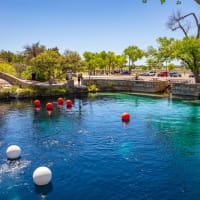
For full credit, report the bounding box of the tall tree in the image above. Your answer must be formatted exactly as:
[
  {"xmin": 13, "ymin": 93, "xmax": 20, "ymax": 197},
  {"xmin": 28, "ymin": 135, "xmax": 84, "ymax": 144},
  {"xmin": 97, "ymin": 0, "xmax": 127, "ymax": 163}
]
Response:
[
  {"xmin": 123, "ymin": 45, "xmax": 145, "ymax": 72},
  {"xmin": 146, "ymin": 46, "xmax": 161, "ymax": 69},
  {"xmin": 63, "ymin": 50, "xmax": 81, "ymax": 73},
  {"xmin": 0, "ymin": 50, "xmax": 15, "ymax": 63},
  {"xmin": 166, "ymin": 1, "xmax": 200, "ymax": 80},
  {"xmin": 167, "ymin": 10, "xmax": 200, "ymax": 39},
  {"xmin": 31, "ymin": 49, "xmax": 62, "ymax": 82},
  {"xmin": 23, "ymin": 42, "xmax": 46, "ymax": 63},
  {"xmin": 156, "ymin": 37, "xmax": 175, "ymax": 69},
  {"xmin": 83, "ymin": 51, "xmax": 96, "ymax": 75},
  {"xmin": 172, "ymin": 37, "xmax": 200, "ymax": 83}
]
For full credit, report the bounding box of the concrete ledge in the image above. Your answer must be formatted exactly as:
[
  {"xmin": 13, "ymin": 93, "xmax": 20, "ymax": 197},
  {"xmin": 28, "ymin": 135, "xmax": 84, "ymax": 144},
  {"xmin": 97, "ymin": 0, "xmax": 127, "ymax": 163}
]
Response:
[
  {"xmin": 172, "ymin": 83, "xmax": 200, "ymax": 99},
  {"xmin": 83, "ymin": 78, "xmax": 168, "ymax": 93}
]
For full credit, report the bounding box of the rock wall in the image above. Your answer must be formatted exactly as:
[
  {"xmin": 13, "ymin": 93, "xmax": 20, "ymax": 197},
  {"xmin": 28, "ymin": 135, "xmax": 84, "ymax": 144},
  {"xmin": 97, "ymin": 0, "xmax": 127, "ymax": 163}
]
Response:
[
  {"xmin": 172, "ymin": 83, "xmax": 200, "ymax": 99},
  {"xmin": 0, "ymin": 72, "xmax": 29, "ymax": 87},
  {"xmin": 83, "ymin": 78, "xmax": 168, "ymax": 93}
]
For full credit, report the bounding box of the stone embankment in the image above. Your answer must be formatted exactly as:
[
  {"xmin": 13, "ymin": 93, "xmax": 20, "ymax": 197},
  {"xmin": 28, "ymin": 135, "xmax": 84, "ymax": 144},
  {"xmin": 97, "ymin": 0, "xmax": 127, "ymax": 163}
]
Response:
[
  {"xmin": 0, "ymin": 72, "xmax": 66, "ymax": 89},
  {"xmin": 1, "ymin": 72, "xmax": 200, "ymax": 99},
  {"xmin": 83, "ymin": 77, "xmax": 168, "ymax": 93}
]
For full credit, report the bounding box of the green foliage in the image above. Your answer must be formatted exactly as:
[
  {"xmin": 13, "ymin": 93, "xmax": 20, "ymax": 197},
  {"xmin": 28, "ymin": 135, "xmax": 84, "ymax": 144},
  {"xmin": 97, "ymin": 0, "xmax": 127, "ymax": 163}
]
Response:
[
  {"xmin": 40, "ymin": 88, "xmax": 67, "ymax": 96},
  {"xmin": 123, "ymin": 46, "xmax": 145, "ymax": 69},
  {"xmin": 63, "ymin": 50, "xmax": 81, "ymax": 73},
  {"xmin": 23, "ymin": 42, "xmax": 46, "ymax": 63},
  {"xmin": 172, "ymin": 37, "xmax": 200, "ymax": 81},
  {"xmin": 168, "ymin": 63, "xmax": 175, "ymax": 71},
  {"xmin": 0, "ymin": 86, "xmax": 67, "ymax": 99},
  {"xmin": 15, "ymin": 88, "xmax": 38, "ymax": 98},
  {"xmin": 9, "ymin": 85, "xmax": 19, "ymax": 93},
  {"xmin": 0, "ymin": 50, "xmax": 15, "ymax": 63},
  {"xmin": 21, "ymin": 66, "xmax": 36, "ymax": 80},
  {"xmin": 0, "ymin": 63, "xmax": 16, "ymax": 75},
  {"xmin": 83, "ymin": 51, "xmax": 127, "ymax": 74},
  {"xmin": 0, "ymin": 85, "xmax": 19, "ymax": 99},
  {"xmin": 87, "ymin": 83, "xmax": 97, "ymax": 92},
  {"xmin": 107, "ymin": 82, "xmax": 114, "ymax": 90},
  {"xmin": 31, "ymin": 49, "xmax": 63, "ymax": 81}
]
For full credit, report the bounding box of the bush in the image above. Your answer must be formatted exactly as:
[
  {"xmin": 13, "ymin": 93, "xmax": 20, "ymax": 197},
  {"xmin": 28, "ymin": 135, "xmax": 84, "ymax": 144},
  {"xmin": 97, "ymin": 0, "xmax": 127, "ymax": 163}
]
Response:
[
  {"xmin": 0, "ymin": 63, "xmax": 16, "ymax": 75},
  {"xmin": 87, "ymin": 83, "xmax": 96, "ymax": 92}
]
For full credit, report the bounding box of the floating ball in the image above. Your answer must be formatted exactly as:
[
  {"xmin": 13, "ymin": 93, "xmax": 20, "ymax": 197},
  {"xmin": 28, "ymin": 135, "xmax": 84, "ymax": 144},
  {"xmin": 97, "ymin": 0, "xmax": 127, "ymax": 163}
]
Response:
[
  {"xmin": 33, "ymin": 166, "xmax": 52, "ymax": 186},
  {"xmin": 121, "ymin": 112, "xmax": 130, "ymax": 122},
  {"xmin": 57, "ymin": 97, "xmax": 64, "ymax": 105},
  {"xmin": 46, "ymin": 102, "xmax": 53, "ymax": 111},
  {"xmin": 34, "ymin": 99, "xmax": 41, "ymax": 108},
  {"xmin": 6, "ymin": 145, "xmax": 21, "ymax": 160},
  {"xmin": 66, "ymin": 99, "xmax": 72, "ymax": 108}
]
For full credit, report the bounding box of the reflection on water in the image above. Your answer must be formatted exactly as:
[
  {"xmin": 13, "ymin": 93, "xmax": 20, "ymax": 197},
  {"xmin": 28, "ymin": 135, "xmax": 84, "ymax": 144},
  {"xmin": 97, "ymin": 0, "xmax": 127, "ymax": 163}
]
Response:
[
  {"xmin": 34, "ymin": 183, "xmax": 53, "ymax": 198},
  {"xmin": 0, "ymin": 94, "xmax": 200, "ymax": 199}
]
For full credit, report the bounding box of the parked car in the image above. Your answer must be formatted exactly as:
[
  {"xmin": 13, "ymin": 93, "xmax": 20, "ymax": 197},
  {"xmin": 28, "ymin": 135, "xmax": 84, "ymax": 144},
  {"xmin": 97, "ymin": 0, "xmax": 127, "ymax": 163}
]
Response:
[
  {"xmin": 157, "ymin": 71, "xmax": 168, "ymax": 77},
  {"xmin": 147, "ymin": 71, "xmax": 156, "ymax": 76},
  {"xmin": 189, "ymin": 73, "xmax": 194, "ymax": 78},
  {"xmin": 140, "ymin": 71, "xmax": 149, "ymax": 76},
  {"xmin": 189, "ymin": 73, "xmax": 200, "ymax": 78},
  {"xmin": 140, "ymin": 71, "xmax": 156, "ymax": 76},
  {"xmin": 169, "ymin": 71, "xmax": 182, "ymax": 77},
  {"xmin": 121, "ymin": 70, "xmax": 130, "ymax": 75}
]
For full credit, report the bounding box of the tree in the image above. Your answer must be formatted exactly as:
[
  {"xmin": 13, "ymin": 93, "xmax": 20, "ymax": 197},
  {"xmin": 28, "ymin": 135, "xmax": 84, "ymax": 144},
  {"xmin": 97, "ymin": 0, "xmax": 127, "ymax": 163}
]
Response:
[
  {"xmin": 172, "ymin": 37, "xmax": 200, "ymax": 83},
  {"xmin": 106, "ymin": 51, "xmax": 117, "ymax": 74},
  {"xmin": 146, "ymin": 46, "xmax": 161, "ymax": 69},
  {"xmin": 167, "ymin": 10, "xmax": 200, "ymax": 39},
  {"xmin": 31, "ymin": 49, "xmax": 62, "ymax": 82},
  {"xmin": 167, "ymin": 1, "xmax": 200, "ymax": 81},
  {"xmin": 83, "ymin": 51, "xmax": 96, "ymax": 75},
  {"xmin": 0, "ymin": 50, "xmax": 15, "ymax": 63},
  {"xmin": 156, "ymin": 37, "xmax": 175, "ymax": 70},
  {"xmin": 123, "ymin": 45, "xmax": 145, "ymax": 72},
  {"xmin": 23, "ymin": 42, "xmax": 46, "ymax": 64},
  {"xmin": 115, "ymin": 55, "xmax": 127, "ymax": 71},
  {"xmin": 0, "ymin": 63, "xmax": 16, "ymax": 75},
  {"xmin": 63, "ymin": 50, "xmax": 81, "ymax": 73}
]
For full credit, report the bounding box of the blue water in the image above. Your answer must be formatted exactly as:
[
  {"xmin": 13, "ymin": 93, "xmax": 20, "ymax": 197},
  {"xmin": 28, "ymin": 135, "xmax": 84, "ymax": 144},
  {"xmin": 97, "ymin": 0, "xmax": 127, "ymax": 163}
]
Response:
[{"xmin": 0, "ymin": 93, "xmax": 200, "ymax": 200}]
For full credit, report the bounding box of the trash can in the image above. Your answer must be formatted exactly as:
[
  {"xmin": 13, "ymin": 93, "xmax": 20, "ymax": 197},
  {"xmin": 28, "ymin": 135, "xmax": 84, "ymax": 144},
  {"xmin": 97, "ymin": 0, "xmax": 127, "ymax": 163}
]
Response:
[{"xmin": 32, "ymin": 72, "xmax": 36, "ymax": 80}]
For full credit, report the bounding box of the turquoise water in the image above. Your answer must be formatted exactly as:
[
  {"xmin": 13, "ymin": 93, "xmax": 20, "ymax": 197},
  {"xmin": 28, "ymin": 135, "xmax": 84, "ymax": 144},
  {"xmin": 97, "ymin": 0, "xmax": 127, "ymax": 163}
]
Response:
[{"xmin": 0, "ymin": 93, "xmax": 200, "ymax": 199}]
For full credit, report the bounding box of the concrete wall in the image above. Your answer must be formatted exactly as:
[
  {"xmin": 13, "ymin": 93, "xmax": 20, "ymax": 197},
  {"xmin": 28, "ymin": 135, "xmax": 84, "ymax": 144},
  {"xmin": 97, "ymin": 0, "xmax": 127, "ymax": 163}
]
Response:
[
  {"xmin": 0, "ymin": 72, "xmax": 66, "ymax": 89},
  {"xmin": 83, "ymin": 78, "xmax": 168, "ymax": 93},
  {"xmin": 172, "ymin": 83, "xmax": 200, "ymax": 99},
  {"xmin": 0, "ymin": 72, "xmax": 30, "ymax": 87}
]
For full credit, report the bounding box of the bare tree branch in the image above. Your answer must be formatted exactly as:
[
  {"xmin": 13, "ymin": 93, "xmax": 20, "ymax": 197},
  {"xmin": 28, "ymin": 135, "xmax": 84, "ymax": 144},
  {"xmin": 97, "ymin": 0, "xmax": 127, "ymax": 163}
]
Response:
[
  {"xmin": 195, "ymin": 0, "xmax": 200, "ymax": 4},
  {"xmin": 167, "ymin": 11, "xmax": 200, "ymax": 38}
]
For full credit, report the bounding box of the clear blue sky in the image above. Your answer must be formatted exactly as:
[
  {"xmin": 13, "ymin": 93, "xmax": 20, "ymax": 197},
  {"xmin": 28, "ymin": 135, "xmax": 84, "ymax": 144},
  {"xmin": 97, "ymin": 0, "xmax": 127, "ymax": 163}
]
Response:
[{"xmin": 0, "ymin": 0, "xmax": 199, "ymax": 56}]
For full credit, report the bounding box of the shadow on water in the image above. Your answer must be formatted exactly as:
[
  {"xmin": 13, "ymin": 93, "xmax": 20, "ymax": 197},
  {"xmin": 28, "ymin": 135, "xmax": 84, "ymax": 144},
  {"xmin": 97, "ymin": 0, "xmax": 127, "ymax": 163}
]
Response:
[{"xmin": 34, "ymin": 182, "xmax": 53, "ymax": 197}]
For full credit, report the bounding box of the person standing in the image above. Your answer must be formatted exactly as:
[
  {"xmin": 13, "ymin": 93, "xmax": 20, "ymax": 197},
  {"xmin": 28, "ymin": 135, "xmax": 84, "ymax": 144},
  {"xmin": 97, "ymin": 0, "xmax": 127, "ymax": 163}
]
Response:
[{"xmin": 78, "ymin": 73, "xmax": 81, "ymax": 86}]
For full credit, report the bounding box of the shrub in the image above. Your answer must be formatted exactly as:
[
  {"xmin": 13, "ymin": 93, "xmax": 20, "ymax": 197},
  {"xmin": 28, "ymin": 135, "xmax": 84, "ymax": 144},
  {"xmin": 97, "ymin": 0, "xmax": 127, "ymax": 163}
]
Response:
[
  {"xmin": 87, "ymin": 83, "xmax": 96, "ymax": 92},
  {"xmin": 0, "ymin": 63, "xmax": 16, "ymax": 75}
]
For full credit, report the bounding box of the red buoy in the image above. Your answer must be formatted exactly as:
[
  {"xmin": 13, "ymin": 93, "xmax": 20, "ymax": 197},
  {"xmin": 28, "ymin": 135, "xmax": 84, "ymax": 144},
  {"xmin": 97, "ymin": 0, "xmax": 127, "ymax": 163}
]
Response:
[
  {"xmin": 46, "ymin": 102, "xmax": 53, "ymax": 111},
  {"xmin": 66, "ymin": 99, "xmax": 72, "ymax": 108},
  {"xmin": 34, "ymin": 99, "xmax": 41, "ymax": 108},
  {"xmin": 121, "ymin": 112, "xmax": 130, "ymax": 122},
  {"xmin": 57, "ymin": 97, "xmax": 64, "ymax": 105}
]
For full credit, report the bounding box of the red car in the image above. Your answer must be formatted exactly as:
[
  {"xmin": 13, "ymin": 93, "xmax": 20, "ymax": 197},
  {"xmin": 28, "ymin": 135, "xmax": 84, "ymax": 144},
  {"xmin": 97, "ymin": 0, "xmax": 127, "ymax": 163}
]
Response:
[{"xmin": 157, "ymin": 71, "xmax": 168, "ymax": 77}]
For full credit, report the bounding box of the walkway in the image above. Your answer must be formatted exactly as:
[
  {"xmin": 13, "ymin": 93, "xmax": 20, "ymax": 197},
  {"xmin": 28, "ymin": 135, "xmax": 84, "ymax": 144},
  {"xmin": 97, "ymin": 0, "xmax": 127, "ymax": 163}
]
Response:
[{"xmin": 0, "ymin": 78, "xmax": 12, "ymax": 88}]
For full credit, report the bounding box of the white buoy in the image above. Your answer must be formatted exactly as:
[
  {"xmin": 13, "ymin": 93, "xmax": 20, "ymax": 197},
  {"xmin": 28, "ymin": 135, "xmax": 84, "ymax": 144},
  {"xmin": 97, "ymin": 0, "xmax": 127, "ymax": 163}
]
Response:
[
  {"xmin": 6, "ymin": 145, "xmax": 21, "ymax": 160},
  {"xmin": 33, "ymin": 166, "xmax": 52, "ymax": 186}
]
